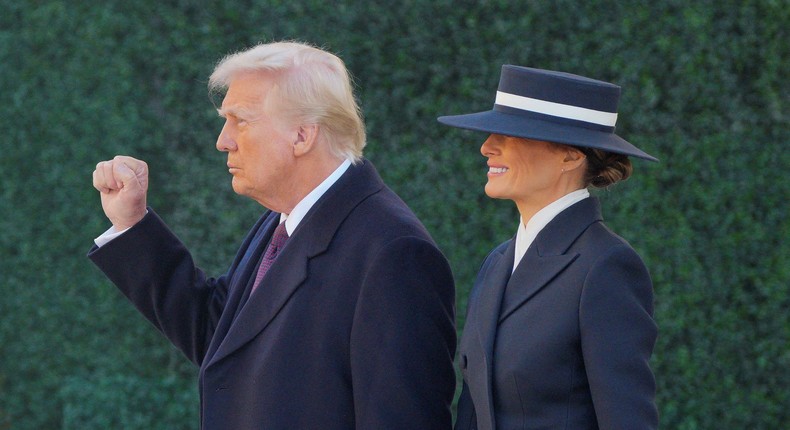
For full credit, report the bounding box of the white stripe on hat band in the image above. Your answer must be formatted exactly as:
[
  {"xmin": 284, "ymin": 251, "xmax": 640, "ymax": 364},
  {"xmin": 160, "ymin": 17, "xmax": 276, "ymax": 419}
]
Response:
[{"xmin": 495, "ymin": 91, "xmax": 618, "ymax": 127}]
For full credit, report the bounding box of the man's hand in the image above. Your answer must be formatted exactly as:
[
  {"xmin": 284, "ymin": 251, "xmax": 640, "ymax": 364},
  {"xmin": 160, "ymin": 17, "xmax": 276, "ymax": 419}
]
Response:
[{"xmin": 92, "ymin": 155, "xmax": 149, "ymax": 230}]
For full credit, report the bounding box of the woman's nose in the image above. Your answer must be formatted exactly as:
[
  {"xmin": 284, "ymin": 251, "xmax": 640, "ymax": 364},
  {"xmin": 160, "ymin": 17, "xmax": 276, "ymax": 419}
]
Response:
[{"xmin": 480, "ymin": 134, "xmax": 498, "ymax": 157}]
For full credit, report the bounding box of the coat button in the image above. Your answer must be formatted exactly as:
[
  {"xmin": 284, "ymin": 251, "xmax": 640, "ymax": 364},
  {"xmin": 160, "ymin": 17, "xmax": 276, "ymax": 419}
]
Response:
[{"xmin": 461, "ymin": 354, "xmax": 468, "ymax": 370}]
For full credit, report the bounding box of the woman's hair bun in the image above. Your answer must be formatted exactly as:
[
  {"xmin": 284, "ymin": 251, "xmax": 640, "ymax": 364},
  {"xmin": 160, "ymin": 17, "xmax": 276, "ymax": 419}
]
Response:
[{"xmin": 579, "ymin": 147, "xmax": 633, "ymax": 188}]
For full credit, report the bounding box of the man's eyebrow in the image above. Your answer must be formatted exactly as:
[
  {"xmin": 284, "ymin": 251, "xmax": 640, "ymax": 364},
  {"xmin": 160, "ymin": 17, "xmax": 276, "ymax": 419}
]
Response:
[
  {"xmin": 216, "ymin": 106, "xmax": 234, "ymax": 118},
  {"xmin": 216, "ymin": 106, "xmax": 259, "ymax": 120}
]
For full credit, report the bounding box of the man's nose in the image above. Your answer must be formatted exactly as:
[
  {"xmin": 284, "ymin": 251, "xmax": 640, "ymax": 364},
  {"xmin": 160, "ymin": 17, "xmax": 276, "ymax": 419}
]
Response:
[{"xmin": 216, "ymin": 124, "xmax": 236, "ymax": 152}]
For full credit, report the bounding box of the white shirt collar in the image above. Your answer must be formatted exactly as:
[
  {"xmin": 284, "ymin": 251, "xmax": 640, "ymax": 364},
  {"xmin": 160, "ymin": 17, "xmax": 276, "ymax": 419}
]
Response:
[
  {"xmin": 280, "ymin": 159, "xmax": 352, "ymax": 235},
  {"xmin": 513, "ymin": 188, "xmax": 590, "ymax": 273}
]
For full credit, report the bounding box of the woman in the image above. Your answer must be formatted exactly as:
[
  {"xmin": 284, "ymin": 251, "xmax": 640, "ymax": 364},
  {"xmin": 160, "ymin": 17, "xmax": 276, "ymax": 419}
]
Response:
[{"xmin": 438, "ymin": 65, "xmax": 659, "ymax": 430}]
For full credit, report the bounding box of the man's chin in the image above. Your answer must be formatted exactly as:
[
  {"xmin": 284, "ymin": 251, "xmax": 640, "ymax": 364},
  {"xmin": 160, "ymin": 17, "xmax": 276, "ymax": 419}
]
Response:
[{"xmin": 230, "ymin": 179, "xmax": 248, "ymax": 196}]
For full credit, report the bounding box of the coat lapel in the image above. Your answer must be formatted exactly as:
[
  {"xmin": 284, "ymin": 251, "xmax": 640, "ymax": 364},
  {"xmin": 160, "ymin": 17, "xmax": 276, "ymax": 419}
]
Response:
[
  {"xmin": 206, "ymin": 160, "xmax": 384, "ymax": 368},
  {"xmin": 200, "ymin": 212, "xmax": 278, "ymax": 366}
]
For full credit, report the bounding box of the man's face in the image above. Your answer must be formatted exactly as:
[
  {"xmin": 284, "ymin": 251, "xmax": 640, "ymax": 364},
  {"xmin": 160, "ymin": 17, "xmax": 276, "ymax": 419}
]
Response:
[{"xmin": 216, "ymin": 72, "xmax": 297, "ymax": 211}]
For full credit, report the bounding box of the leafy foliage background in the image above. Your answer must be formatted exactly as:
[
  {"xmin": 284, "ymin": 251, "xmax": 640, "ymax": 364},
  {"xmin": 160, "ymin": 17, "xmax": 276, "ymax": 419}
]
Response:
[{"xmin": 1, "ymin": 1, "xmax": 787, "ymax": 428}]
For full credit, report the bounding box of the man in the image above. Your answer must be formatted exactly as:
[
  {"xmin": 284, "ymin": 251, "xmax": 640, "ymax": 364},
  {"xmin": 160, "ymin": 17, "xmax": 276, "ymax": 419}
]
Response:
[{"xmin": 89, "ymin": 42, "xmax": 456, "ymax": 429}]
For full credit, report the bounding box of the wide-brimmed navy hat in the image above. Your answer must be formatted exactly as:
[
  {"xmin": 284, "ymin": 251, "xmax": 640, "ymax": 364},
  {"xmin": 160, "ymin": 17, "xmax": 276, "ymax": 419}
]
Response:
[{"xmin": 438, "ymin": 65, "xmax": 658, "ymax": 162}]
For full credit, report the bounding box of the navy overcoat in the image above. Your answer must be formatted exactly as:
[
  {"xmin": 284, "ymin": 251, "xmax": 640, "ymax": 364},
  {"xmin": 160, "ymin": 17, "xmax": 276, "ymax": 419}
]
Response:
[{"xmin": 89, "ymin": 160, "xmax": 457, "ymax": 429}]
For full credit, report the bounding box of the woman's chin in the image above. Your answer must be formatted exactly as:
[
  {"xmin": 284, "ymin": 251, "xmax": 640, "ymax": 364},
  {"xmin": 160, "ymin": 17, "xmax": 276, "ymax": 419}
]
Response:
[{"xmin": 484, "ymin": 184, "xmax": 506, "ymax": 200}]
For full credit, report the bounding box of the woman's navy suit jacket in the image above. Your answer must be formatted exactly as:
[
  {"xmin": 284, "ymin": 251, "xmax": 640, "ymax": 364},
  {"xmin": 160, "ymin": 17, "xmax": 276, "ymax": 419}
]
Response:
[{"xmin": 455, "ymin": 197, "xmax": 658, "ymax": 430}]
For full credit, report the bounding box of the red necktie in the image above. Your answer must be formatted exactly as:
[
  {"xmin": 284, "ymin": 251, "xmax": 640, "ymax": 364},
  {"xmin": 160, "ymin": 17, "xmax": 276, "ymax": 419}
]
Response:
[{"xmin": 250, "ymin": 222, "xmax": 289, "ymax": 293}]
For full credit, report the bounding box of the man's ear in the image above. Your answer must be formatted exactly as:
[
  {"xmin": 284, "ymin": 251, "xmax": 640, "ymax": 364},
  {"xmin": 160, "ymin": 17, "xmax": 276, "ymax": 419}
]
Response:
[{"xmin": 293, "ymin": 124, "xmax": 320, "ymax": 157}]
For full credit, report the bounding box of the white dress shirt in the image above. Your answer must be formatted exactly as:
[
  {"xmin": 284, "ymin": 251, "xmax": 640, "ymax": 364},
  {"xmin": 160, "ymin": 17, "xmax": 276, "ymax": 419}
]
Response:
[
  {"xmin": 95, "ymin": 159, "xmax": 352, "ymax": 247},
  {"xmin": 513, "ymin": 188, "xmax": 590, "ymax": 272},
  {"xmin": 279, "ymin": 159, "xmax": 350, "ymax": 235}
]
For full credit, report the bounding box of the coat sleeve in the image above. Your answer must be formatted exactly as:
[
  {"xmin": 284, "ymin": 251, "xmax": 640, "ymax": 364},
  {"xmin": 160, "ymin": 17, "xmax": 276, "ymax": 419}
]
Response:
[
  {"xmin": 350, "ymin": 236, "xmax": 457, "ymax": 430},
  {"xmin": 87, "ymin": 209, "xmax": 231, "ymax": 366},
  {"xmin": 579, "ymin": 243, "xmax": 659, "ymax": 429}
]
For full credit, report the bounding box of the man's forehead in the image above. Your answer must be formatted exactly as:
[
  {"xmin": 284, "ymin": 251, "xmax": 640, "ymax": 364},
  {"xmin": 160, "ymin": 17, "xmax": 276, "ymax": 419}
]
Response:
[
  {"xmin": 221, "ymin": 76, "xmax": 276, "ymax": 109},
  {"xmin": 221, "ymin": 88, "xmax": 260, "ymax": 109}
]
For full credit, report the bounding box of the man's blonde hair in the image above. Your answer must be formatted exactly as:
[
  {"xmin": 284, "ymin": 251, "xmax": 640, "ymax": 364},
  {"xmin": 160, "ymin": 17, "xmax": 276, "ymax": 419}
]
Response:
[{"xmin": 209, "ymin": 41, "xmax": 366, "ymax": 163}]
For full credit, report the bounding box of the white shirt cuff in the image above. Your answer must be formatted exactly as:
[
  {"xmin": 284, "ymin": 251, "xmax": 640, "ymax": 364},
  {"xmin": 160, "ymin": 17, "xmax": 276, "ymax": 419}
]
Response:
[
  {"xmin": 94, "ymin": 225, "xmax": 131, "ymax": 248},
  {"xmin": 93, "ymin": 210, "xmax": 148, "ymax": 247}
]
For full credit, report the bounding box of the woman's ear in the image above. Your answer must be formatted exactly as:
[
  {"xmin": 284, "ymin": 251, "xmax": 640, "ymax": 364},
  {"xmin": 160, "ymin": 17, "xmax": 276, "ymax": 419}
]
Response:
[
  {"xmin": 562, "ymin": 146, "xmax": 586, "ymax": 172},
  {"xmin": 293, "ymin": 124, "xmax": 320, "ymax": 157}
]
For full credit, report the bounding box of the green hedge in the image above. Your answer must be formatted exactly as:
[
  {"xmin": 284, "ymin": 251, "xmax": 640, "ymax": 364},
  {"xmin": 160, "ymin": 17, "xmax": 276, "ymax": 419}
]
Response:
[{"xmin": 1, "ymin": 1, "xmax": 787, "ymax": 428}]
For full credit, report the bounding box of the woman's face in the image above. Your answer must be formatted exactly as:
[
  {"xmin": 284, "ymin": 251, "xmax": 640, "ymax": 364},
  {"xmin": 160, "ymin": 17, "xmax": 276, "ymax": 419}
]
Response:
[{"xmin": 479, "ymin": 134, "xmax": 570, "ymax": 209}]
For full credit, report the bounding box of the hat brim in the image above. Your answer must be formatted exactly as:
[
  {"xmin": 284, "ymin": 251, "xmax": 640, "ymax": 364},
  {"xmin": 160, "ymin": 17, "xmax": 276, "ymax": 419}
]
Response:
[{"xmin": 438, "ymin": 110, "xmax": 658, "ymax": 162}]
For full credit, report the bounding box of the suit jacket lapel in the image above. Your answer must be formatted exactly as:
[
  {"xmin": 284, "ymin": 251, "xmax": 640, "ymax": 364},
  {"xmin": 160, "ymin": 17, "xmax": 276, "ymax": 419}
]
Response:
[
  {"xmin": 498, "ymin": 250, "xmax": 577, "ymax": 323},
  {"xmin": 465, "ymin": 239, "xmax": 515, "ymax": 430},
  {"xmin": 206, "ymin": 160, "xmax": 384, "ymax": 367},
  {"xmin": 498, "ymin": 197, "xmax": 603, "ymax": 324}
]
